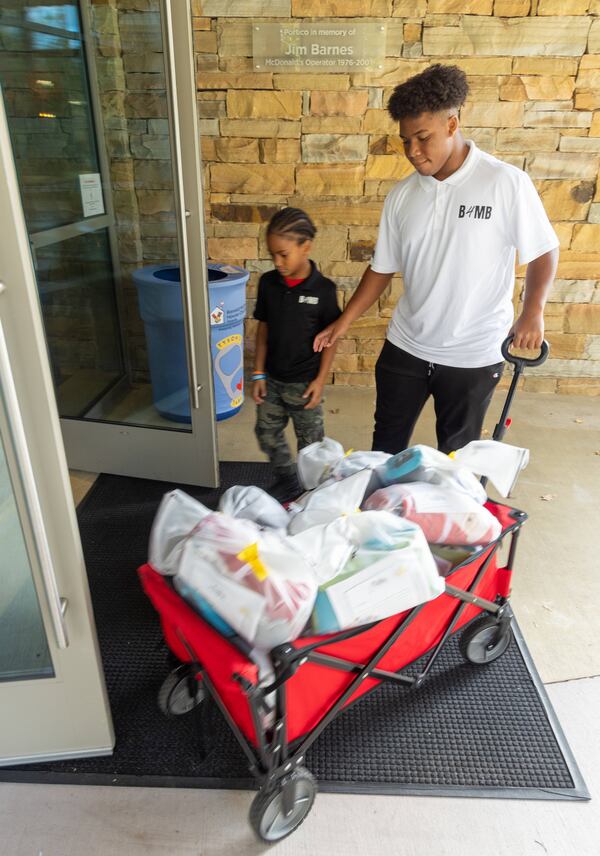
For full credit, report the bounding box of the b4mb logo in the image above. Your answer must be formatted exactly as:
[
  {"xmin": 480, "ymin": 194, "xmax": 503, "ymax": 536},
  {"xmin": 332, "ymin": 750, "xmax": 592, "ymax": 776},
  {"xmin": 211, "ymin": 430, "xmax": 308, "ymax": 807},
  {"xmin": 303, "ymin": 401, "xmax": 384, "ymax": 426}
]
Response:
[{"xmin": 458, "ymin": 204, "xmax": 492, "ymax": 219}]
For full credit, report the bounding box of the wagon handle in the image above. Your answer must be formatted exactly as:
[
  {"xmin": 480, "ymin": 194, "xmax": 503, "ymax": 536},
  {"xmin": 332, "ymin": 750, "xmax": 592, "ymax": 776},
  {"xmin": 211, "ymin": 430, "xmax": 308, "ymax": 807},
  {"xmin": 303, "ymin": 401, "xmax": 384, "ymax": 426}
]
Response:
[
  {"xmin": 489, "ymin": 335, "xmax": 550, "ymax": 447},
  {"xmin": 501, "ymin": 334, "xmax": 549, "ymax": 369}
]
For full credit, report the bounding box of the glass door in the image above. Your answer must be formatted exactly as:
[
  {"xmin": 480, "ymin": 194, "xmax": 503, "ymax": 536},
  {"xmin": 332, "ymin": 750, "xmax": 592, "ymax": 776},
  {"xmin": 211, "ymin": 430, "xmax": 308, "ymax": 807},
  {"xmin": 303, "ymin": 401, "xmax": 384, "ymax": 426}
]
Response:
[
  {"xmin": 0, "ymin": 0, "xmax": 218, "ymax": 486},
  {"xmin": 0, "ymin": 436, "xmax": 53, "ymax": 684},
  {"xmin": 0, "ymin": 86, "xmax": 113, "ymax": 763}
]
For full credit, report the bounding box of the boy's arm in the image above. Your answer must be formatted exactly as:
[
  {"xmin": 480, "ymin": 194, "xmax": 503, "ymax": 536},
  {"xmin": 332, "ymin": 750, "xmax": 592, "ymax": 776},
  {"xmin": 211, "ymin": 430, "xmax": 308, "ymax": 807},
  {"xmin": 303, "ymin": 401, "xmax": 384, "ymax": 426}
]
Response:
[
  {"xmin": 303, "ymin": 341, "xmax": 338, "ymax": 409},
  {"xmin": 511, "ymin": 247, "xmax": 559, "ymax": 350},
  {"xmin": 317, "ymin": 339, "xmax": 338, "ymax": 379},
  {"xmin": 252, "ymin": 321, "xmax": 268, "ymax": 404},
  {"xmin": 253, "ymin": 321, "xmax": 268, "ymax": 372},
  {"xmin": 313, "ymin": 267, "xmax": 393, "ymax": 352}
]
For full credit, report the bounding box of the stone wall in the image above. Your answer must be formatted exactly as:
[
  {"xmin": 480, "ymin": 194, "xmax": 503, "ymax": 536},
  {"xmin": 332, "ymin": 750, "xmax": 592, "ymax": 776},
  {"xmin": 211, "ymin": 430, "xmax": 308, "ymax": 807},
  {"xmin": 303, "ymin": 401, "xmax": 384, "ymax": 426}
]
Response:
[
  {"xmin": 0, "ymin": 4, "xmax": 127, "ymax": 401},
  {"xmin": 194, "ymin": 0, "xmax": 600, "ymax": 395},
  {"xmin": 92, "ymin": 0, "xmax": 179, "ymax": 383}
]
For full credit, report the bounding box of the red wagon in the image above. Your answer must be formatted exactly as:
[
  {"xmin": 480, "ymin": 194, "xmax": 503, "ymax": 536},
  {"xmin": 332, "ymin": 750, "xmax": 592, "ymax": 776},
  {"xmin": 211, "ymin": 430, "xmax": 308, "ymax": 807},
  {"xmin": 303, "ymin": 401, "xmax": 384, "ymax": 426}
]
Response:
[{"xmin": 138, "ymin": 338, "xmax": 547, "ymax": 843}]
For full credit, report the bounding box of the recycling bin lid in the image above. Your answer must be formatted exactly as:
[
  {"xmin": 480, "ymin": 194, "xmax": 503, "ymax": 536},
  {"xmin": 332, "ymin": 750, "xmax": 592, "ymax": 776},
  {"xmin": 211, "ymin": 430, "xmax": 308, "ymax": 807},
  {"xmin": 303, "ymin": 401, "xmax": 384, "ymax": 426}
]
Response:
[
  {"xmin": 134, "ymin": 263, "xmax": 248, "ymax": 287},
  {"xmin": 151, "ymin": 266, "xmax": 227, "ymax": 283}
]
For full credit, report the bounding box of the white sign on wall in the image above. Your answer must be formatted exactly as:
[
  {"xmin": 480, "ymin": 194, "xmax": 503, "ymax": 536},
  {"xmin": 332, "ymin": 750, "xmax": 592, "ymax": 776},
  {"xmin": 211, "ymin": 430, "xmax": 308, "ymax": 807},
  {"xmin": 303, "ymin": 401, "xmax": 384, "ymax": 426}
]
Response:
[{"xmin": 79, "ymin": 173, "xmax": 105, "ymax": 218}]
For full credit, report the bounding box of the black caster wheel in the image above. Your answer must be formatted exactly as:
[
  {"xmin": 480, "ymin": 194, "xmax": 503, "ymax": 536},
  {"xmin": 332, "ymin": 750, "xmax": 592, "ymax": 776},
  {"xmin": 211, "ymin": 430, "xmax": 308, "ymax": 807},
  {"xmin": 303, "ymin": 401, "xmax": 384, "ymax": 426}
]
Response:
[
  {"xmin": 459, "ymin": 614, "xmax": 513, "ymax": 665},
  {"xmin": 249, "ymin": 767, "xmax": 317, "ymax": 843},
  {"xmin": 157, "ymin": 665, "xmax": 205, "ymax": 717}
]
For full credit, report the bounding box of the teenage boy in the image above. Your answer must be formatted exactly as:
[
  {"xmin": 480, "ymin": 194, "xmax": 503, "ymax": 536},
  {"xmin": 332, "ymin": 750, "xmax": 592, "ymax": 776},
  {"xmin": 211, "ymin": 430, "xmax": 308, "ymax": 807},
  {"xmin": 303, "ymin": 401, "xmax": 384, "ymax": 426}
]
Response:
[{"xmin": 314, "ymin": 64, "xmax": 559, "ymax": 455}]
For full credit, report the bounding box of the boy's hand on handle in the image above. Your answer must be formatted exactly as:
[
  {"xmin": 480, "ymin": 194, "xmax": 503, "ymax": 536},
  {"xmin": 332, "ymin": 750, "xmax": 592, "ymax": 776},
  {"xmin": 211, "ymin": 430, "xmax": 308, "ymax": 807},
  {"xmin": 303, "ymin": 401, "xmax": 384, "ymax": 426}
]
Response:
[
  {"xmin": 252, "ymin": 379, "xmax": 267, "ymax": 404},
  {"xmin": 313, "ymin": 316, "xmax": 349, "ymax": 353},
  {"xmin": 303, "ymin": 379, "xmax": 323, "ymax": 409},
  {"xmin": 510, "ymin": 311, "xmax": 544, "ymax": 350}
]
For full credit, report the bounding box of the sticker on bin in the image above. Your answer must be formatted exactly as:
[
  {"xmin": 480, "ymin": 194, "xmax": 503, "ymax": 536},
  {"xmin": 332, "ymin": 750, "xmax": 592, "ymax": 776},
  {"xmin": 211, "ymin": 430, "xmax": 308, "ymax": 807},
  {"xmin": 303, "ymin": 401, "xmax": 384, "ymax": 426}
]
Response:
[
  {"xmin": 214, "ymin": 333, "xmax": 243, "ymax": 408},
  {"xmin": 210, "ymin": 306, "xmax": 225, "ymax": 325}
]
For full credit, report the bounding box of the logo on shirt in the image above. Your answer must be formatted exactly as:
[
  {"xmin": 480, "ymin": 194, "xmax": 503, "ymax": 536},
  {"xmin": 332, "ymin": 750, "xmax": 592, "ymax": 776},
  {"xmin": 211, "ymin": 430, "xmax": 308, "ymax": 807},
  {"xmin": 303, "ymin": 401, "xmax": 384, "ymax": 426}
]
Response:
[
  {"xmin": 458, "ymin": 204, "xmax": 492, "ymax": 220},
  {"xmin": 298, "ymin": 295, "xmax": 319, "ymax": 305}
]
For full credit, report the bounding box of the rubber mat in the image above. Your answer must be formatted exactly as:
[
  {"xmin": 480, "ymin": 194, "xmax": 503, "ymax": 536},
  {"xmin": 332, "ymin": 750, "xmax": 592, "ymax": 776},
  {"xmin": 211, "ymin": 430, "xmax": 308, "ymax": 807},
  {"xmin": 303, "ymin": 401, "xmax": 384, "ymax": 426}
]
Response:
[{"xmin": 0, "ymin": 466, "xmax": 588, "ymax": 800}]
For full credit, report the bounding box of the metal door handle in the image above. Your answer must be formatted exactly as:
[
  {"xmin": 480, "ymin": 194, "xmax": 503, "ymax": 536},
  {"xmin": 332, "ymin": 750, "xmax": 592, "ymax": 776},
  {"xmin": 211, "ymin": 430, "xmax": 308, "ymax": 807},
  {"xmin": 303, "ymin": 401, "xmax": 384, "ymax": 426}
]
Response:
[{"xmin": 0, "ymin": 318, "xmax": 69, "ymax": 648}]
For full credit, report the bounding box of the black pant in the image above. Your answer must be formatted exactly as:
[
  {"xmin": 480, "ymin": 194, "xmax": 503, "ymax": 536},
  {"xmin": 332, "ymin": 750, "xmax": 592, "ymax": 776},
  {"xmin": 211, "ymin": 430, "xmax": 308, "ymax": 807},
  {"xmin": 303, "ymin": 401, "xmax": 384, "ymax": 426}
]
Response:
[{"xmin": 373, "ymin": 340, "xmax": 504, "ymax": 455}]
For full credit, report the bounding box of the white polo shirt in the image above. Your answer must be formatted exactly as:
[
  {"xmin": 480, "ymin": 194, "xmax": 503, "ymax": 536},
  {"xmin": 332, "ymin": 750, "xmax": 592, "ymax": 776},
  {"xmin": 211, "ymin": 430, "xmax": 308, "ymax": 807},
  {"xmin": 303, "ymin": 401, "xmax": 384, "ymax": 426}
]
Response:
[{"xmin": 370, "ymin": 141, "xmax": 559, "ymax": 367}]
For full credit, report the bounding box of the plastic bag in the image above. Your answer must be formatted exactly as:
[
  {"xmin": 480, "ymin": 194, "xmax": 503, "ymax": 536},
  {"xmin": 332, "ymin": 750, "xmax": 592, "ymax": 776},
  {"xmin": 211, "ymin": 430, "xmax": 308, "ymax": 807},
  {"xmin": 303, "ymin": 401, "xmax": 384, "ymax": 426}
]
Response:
[
  {"xmin": 328, "ymin": 450, "xmax": 391, "ymax": 498},
  {"xmin": 363, "ymin": 482, "xmax": 501, "ymax": 545},
  {"xmin": 173, "ymin": 512, "xmax": 317, "ymax": 650},
  {"xmin": 297, "ymin": 437, "xmax": 344, "ymax": 490},
  {"xmin": 311, "ymin": 510, "xmax": 444, "ymax": 633},
  {"xmin": 287, "ymin": 469, "xmax": 372, "ymax": 535},
  {"xmin": 452, "ymin": 439, "xmax": 529, "ymax": 497},
  {"xmin": 148, "ymin": 489, "xmax": 211, "ymax": 576},
  {"xmin": 375, "ymin": 444, "xmax": 487, "ymax": 504},
  {"xmin": 328, "ymin": 450, "xmax": 391, "ymax": 480},
  {"xmin": 218, "ymin": 484, "xmax": 289, "ymax": 530},
  {"xmin": 288, "ymin": 517, "xmax": 357, "ymax": 583}
]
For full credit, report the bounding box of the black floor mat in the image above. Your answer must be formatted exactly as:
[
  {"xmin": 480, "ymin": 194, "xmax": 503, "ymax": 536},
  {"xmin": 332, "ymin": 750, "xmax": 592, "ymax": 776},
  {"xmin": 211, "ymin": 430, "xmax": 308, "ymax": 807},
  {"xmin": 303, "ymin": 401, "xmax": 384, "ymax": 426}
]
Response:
[{"xmin": 1, "ymin": 465, "xmax": 589, "ymax": 799}]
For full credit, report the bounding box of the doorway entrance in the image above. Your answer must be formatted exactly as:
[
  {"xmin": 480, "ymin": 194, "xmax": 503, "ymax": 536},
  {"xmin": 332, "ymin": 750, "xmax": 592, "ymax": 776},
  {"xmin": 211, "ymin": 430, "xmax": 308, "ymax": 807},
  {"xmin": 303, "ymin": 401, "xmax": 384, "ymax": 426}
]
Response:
[
  {"xmin": 0, "ymin": 81, "xmax": 113, "ymax": 763},
  {"xmin": 0, "ymin": 0, "xmax": 218, "ymax": 486}
]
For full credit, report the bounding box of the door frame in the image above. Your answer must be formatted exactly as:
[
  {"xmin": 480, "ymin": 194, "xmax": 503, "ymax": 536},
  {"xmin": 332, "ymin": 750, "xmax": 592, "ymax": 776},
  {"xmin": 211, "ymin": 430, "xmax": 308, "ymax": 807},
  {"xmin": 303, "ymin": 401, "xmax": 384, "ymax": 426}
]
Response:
[
  {"xmin": 0, "ymin": 89, "xmax": 114, "ymax": 764},
  {"xmin": 2, "ymin": 0, "xmax": 220, "ymax": 487},
  {"xmin": 62, "ymin": 0, "xmax": 219, "ymax": 487}
]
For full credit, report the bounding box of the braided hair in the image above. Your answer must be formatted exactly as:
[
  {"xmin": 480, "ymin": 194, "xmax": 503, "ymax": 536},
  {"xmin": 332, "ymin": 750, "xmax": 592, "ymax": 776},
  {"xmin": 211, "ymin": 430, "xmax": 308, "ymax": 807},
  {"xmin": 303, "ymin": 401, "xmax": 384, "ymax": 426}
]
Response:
[{"xmin": 267, "ymin": 207, "xmax": 317, "ymax": 244}]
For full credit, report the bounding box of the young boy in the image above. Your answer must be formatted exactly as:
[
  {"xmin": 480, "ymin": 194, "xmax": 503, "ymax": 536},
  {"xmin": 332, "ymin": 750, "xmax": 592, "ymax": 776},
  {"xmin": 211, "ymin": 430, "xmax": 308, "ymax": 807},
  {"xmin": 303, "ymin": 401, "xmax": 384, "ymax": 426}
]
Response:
[
  {"xmin": 252, "ymin": 208, "xmax": 341, "ymax": 502},
  {"xmin": 314, "ymin": 64, "xmax": 559, "ymax": 455}
]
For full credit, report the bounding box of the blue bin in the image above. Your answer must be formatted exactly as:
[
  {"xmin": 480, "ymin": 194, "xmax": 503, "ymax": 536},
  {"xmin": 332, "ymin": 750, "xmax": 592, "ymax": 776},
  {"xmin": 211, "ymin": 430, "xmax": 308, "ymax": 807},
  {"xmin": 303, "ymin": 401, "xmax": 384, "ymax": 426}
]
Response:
[{"xmin": 133, "ymin": 263, "xmax": 249, "ymax": 422}]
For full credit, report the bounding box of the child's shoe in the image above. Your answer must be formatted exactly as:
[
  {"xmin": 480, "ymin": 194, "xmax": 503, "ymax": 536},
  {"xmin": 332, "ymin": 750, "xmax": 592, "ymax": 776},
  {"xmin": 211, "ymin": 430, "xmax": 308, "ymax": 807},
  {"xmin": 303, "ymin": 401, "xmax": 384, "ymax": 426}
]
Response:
[{"xmin": 267, "ymin": 471, "xmax": 302, "ymax": 503}]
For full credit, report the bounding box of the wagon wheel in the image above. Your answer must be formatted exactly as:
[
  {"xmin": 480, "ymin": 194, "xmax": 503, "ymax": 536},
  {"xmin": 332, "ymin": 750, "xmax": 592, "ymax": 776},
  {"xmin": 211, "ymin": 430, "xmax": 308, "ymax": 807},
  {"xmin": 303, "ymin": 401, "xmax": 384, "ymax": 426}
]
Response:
[
  {"xmin": 459, "ymin": 614, "xmax": 513, "ymax": 665},
  {"xmin": 249, "ymin": 767, "xmax": 317, "ymax": 843},
  {"xmin": 157, "ymin": 665, "xmax": 205, "ymax": 717}
]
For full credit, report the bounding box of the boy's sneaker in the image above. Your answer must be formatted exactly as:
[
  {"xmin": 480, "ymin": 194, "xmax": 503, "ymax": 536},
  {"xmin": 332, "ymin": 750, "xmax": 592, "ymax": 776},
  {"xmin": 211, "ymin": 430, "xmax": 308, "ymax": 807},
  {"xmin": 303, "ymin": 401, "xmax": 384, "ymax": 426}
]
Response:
[{"xmin": 267, "ymin": 472, "xmax": 303, "ymax": 504}]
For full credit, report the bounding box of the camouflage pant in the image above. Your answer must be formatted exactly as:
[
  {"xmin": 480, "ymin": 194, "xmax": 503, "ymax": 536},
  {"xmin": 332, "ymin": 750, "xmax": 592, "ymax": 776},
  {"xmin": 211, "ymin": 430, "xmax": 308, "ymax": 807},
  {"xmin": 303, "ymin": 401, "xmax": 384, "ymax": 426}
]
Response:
[{"xmin": 255, "ymin": 376, "xmax": 324, "ymax": 476}]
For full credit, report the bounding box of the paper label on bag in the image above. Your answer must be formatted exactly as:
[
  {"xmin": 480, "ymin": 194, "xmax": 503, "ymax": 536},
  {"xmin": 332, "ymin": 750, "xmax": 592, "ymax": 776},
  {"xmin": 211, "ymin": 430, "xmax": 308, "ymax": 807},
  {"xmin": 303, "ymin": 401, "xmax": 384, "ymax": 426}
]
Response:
[
  {"xmin": 199, "ymin": 563, "xmax": 263, "ymax": 642},
  {"xmin": 325, "ymin": 551, "xmax": 442, "ymax": 629},
  {"xmin": 178, "ymin": 543, "xmax": 264, "ymax": 642}
]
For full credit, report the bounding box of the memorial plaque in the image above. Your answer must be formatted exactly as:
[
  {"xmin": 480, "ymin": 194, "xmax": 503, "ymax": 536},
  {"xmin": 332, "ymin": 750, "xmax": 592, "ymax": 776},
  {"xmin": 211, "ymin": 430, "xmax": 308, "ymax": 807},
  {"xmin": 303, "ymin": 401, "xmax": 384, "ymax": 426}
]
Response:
[{"xmin": 253, "ymin": 22, "xmax": 387, "ymax": 72}]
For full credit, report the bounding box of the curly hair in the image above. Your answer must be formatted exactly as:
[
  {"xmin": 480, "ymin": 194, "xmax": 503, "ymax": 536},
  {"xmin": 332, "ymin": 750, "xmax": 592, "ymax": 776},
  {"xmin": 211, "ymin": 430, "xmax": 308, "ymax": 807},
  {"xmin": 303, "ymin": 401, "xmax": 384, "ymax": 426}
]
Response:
[
  {"xmin": 267, "ymin": 207, "xmax": 317, "ymax": 244},
  {"xmin": 387, "ymin": 64, "xmax": 469, "ymax": 121}
]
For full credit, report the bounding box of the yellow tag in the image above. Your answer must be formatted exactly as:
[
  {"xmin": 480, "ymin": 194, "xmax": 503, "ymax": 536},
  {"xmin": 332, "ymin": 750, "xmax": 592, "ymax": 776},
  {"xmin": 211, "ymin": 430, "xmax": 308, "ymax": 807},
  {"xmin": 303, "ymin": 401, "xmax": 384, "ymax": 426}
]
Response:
[
  {"xmin": 448, "ymin": 451, "xmax": 456, "ymax": 459},
  {"xmin": 237, "ymin": 543, "xmax": 269, "ymax": 581},
  {"xmin": 343, "ymin": 448, "xmax": 354, "ymax": 457}
]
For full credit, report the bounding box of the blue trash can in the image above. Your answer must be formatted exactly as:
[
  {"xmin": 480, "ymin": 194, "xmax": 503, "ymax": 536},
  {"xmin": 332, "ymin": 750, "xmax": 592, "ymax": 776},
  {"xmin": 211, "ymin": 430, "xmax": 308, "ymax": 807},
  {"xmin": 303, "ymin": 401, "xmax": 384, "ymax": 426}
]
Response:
[{"xmin": 133, "ymin": 263, "xmax": 249, "ymax": 423}]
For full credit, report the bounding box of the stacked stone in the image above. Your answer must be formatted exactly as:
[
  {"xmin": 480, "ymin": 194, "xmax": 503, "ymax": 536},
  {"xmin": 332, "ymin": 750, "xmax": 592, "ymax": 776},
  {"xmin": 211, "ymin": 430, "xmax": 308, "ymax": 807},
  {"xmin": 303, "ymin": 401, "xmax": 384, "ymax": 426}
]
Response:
[
  {"xmin": 93, "ymin": 0, "xmax": 181, "ymax": 382},
  {"xmin": 94, "ymin": 0, "xmax": 600, "ymax": 394},
  {"xmin": 192, "ymin": 0, "xmax": 600, "ymax": 394}
]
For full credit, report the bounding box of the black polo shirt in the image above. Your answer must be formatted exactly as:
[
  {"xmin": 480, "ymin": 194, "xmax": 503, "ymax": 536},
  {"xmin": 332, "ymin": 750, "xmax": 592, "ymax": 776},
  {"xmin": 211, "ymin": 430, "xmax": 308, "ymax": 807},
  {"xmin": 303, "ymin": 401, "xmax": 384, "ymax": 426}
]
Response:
[{"xmin": 253, "ymin": 261, "xmax": 341, "ymax": 382}]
